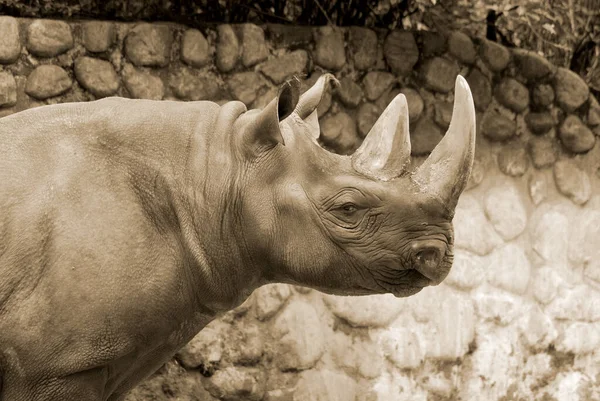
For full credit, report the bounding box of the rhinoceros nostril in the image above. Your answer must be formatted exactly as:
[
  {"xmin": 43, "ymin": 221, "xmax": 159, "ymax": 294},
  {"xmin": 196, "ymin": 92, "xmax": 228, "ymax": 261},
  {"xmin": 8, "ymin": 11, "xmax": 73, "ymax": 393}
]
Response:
[
  {"xmin": 411, "ymin": 240, "xmax": 448, "ymax": 284},
  {"xmin": 416, "ymin": 248, "xmax": 440, "ymax": 269}
]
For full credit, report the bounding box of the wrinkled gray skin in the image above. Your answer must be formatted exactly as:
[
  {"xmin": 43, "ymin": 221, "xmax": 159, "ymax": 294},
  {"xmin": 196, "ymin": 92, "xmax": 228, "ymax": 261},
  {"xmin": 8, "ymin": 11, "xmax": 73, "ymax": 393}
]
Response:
[{"xmin": 0, "ymin": 74, "xmax": 476, "ymax": 400}]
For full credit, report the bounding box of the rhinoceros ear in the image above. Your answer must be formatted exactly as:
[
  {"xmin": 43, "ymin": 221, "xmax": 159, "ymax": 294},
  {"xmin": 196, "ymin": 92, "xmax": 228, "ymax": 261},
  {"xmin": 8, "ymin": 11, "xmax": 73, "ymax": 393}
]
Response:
[
  {"xmin": 245, "ymin": 79, "xmax": 300, "ymax": 150},
  {"xmin": 295, "ymin": 74, "xmax": 338, "ymax": 140}
]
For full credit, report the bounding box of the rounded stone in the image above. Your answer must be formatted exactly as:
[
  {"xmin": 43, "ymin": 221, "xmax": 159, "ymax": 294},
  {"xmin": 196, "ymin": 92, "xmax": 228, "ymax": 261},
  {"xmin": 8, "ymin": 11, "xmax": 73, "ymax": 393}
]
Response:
[
  {"xmin": 558, "ymin": 114, "xmax": 596, "ymax": 153},
  {"xmin": 323, "ymin": 293, "xmax": 407, "ymax": 328},
  {"xmin": 356, "ymin": 102, "xmax": 381, "ymax": 138},
  {"xmin": 260, "ymin": 50, "xmax": 308, "ymax": 84},
  {"xmin": 313, "ymin": 26, "xmax": 346, "ymax": 71},
  {"xmin": 227, "ymin": 71, "xmax": 267, "ymax": 105},
  {"xmin": 176, "ymin": 321, "xmax": 226, "ymax": 370},
  {"xmin": 0, "ymin": 16, "xmax": 21, "ymax": 63},
  {"xmin": 362, "ymin": 71, "xmax": 395, "ymax": 101},
  {"xmin": 525, "ymin": 111, "xmax": 555, "ymax": 135},
  {"xmin": 495, "ymin": 77, "xmax": 530, "ymax": 112},
  {"xmin": 588, "ymin": 94, "xmax": 600, "ymax": 126},
  {"xmin": 528, "ymin": 171, "xmax": 547, "ymax": 205},
  {"xmin": 204, "ymin": 367, "xmax": 266, "ymax": 401},
  {"xmin": 83, "ymin": 21, "xmax": 115, "ymax": 53},
  {"xmin": 180, "ymin": 29, "xmax": 211, "ymax": 68},
  {"xmin": 380, "ymin": 327, "xmax": 425, "ymax": 369},
  {"xmin": 349, "ymin": 27, "xmax": 377, "ymax": 70},
  {"xmin": 497, "ymin": 141, "xmax": 529, "ymax": 177},
  {"xmin": 384, "ymin": 30, "xmax": 419, "ymax": 76},
  {"xmin": 25, "ymin": 65, "xmax": 72, "ymax": 100},
  {"xmin": 528, "ymin": 137, "xmax": 558, "ymax": 168},
  {"xmin": 447, "ymin": 31, "xmax": 476, "ymax": 64},
  {"xmin": 512, "ymin": 48, "xmax": 556, "ymax": 81},
  {"xmin": 453, "ymin": 194, "xmax": 503, "ymax": 256},
  {"xmin": 336, "ymin": 77, "xmax": 363, "ymax": 108},
  {"xmin": 216, "ymin": 24, "xmax": 239, "ymax": 72},
  {"xmin": 433, "ymin": 100, "xmax": 453, "ymax": 129},
  {"xmin": 400, "ymin": 87, "xmax": 424, "ymax": 122},
  {"xmin": 169, "ymin": 69, "xmax": 219, "ymax": 101},
  {"xmin": 553, "ymin": 159, "xmax": 591, "ymax": 205},
  {"xmin": 411, "ymin": 116, "xmax": 444, "ymax": 156},
  {"xmin": 445, "ymin": 250, "xmax": 485, "ymax": 290},
  {"xmin": 486, "ymin": 243, "xmax": 531, "ymax": 295},
  {"xmin": 293, "ymin": 369, "xmax": 357, "ymax": 401},
  {"xmin": 124, "ymin": 24, "xmax": 172, "ymax": 67},
  {"xmin": 532, "ymin": 83, "xmax": 555, "ymax": 108},
  {"xmin": 27, "ymin": 19, "xmax": 73, "ymax": 58},
  {"xmin": 330, "ymin": 332, "xmax": 383, "ymax": 378},
  {"xmin": 554, "ymin": 67, "xmax": 590, "ymax": 112},
  {"xmin": 481, "ymin": 109, "xmax": 516, "ymax": 141},
  {"xmin": 225, "ymin": 322, "xmax": 264, "ymax": 365},
  {"xmin": 122, "ymin": 64, "xmax": 164, "ymax": 100},
  {"xmin": 74, "ymin": 56, "xmax": 119, "ymax": 97},
  {"xmin": 0, "ymin": 71, "xmax": 17, "ymax": 107},
  {"xmin": 241, "ymin": 24, "xmax": 268, "ymax": 68},
  {"xmin": 420, "ymin": 57, "xmax": 460, "ymax": 93},
  {"xmin": 479, "ymin": 39, "xmax": 510, "ymax": 72},
  {"xmin": 466, "ymin": 67, "xmax": 492, "ymax": 111},
  {"xmin": 546, "ymin": 284, "xmax": 600, "ymax": 322},
  {"xmin": 519, "ymin": 305, "xmax": 558, "ymax": 351},
  {"xmin": 320, "ymin": 112, "xmax": 360, "ymax": 155},
  {"xmin": 530, "ymin": 266, "xmax": 562, "ymax": 305},
  {"xmin": 466, "ymin": 158, "xmax": 485, "ymax": 190},
  {"xmin": 253, "ymin": 283, "xmax": 292, "ymax": 322},
  {"xmin": 484, "ymin": 181, "xmax": 528, "ymax": 241}
]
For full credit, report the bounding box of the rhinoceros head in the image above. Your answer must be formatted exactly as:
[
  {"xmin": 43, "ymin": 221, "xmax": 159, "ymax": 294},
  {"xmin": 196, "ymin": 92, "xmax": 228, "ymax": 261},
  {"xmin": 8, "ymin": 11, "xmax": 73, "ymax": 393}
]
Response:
[{"xmin": 234, "ymin": 74, "xmax": 476, "ymax": 298}]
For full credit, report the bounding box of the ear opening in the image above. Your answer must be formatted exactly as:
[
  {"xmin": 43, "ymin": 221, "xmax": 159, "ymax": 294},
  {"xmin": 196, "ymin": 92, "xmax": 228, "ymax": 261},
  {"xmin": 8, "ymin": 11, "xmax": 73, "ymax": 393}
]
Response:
[{"xmin": 277, "ymin": 78, "xmax": 300, "ymax": 122}]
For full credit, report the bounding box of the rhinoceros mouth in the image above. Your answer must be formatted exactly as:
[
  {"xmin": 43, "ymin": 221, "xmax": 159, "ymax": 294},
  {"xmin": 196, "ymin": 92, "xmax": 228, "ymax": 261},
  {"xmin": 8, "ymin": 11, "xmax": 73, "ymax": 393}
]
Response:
[{"xmin": 372, "ymin": 268, "xmax": 432, "ymax": 297}]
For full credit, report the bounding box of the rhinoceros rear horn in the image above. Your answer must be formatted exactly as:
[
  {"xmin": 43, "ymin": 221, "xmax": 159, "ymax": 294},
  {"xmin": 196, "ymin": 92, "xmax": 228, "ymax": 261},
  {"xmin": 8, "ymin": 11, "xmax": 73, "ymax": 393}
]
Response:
[{"xmin": 412, "ymin": 76, "xmax": 476, "ymax": 211}]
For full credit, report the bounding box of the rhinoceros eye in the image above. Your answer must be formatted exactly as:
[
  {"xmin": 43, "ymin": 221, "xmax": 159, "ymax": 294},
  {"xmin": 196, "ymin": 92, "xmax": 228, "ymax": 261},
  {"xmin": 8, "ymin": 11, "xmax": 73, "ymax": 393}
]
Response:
[{"xmin": 329, "ymin": 202, "xmax": 367, "ymax": 227}]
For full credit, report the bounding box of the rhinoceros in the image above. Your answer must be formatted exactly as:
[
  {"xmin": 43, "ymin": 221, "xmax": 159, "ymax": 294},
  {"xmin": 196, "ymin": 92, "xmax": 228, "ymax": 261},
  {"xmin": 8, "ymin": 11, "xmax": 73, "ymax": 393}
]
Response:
[{"xmin": 0, "ymin": 73, "xmax": 475, "ymax": 400}]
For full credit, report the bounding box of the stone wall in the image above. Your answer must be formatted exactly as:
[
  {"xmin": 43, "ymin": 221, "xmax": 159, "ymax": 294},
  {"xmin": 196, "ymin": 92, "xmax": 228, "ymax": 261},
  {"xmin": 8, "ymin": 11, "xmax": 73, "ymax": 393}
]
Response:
[{"xmin": 1, "ymin": 15, "xmax": 599, "ymax": 401}]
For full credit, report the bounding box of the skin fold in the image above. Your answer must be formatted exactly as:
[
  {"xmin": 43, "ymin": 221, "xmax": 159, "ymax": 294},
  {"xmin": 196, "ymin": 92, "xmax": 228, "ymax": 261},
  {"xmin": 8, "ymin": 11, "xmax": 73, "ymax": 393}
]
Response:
[{"xmin": 0, "ymin": 75, "xmax": 476, "ymax": 400}]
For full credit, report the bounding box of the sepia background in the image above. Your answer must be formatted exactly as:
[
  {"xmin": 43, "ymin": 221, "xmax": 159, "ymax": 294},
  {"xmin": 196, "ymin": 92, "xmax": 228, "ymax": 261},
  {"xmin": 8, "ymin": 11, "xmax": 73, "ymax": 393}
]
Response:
[{"xmin": 0, "ymin": 1, "xmax": 599, "ymax": 399}]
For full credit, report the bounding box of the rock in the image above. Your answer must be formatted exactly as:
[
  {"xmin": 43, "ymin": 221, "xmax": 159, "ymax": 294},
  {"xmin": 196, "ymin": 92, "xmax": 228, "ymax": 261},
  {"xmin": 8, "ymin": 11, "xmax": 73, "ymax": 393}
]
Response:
[
  {"xmin": 323, "ymin": 293, "xmax": 407, "ymax": 327},
  {"xmin": 588, "ymin": 94, "xmax": 600, "ymax": 126},
  {"xmin": 479, "ymin": 39, "xmax": 510, "ymax": 72},
  {"xmin": 27, "ymin": 19, "xmax": 73, "ymax": 58},
  {"xmin": 531, "ymin": 208, "xmax": 570, "ymax": 264},
  {"xmin": 254, "ymin": 283, "xmax": 292, "ymax": 321},
  {"xmin": 74, "ymin": 56, "xmax": 119, "ymax": 98},
  {"xmin": 313, "ymin": 26, "xmax": 346, "ymax": 71},
  {"xmin": 421, "ymin": 31, "xmax": 447, "ymax": 57},
  {"xmin": 204, "ymin": 366, "xmax": 266, "ymax": 401},
  {"xmin": 546, "ymin": 285, "xmax": 600, "ymax": 322},
  {"xmin": 538, "ymin": 372, "xmax": 595, "ymax": 401},
  {"xmin": 124, "ymin": 24, "xmax": 172, "ymax": 67},
  {"xmin": 331, "ymin": 332, "xmax": 383, "ymax": 378},
  {"xmin": 83, "ymin": 21, "xmax": 115, "ymax": 53},
  {"xmin": 267, "ymin": 24, "xmax": 313, "ymax": 48},
  {"xmin": 466, "ymin": 158, "xmax": 485, "ymax": 190},
  {"xmin": 525, "ymin": 111, "xmax": 555, "ymax": 135},
  {"xmin": 227, "ymin": 71, "xmax": 267, "ymax": 105},
  {"xmin": 532, "ymin": 83, "xmax": 555, "ymax": 108},
  {"xmin": 433, "ymin": 100, "xmax": 453, "ymax": 129},
  {"xmin": 486, "ymin": 243, "xmax": 531, "ymax": 295},
  {"xmin": 554, "ymin": 67, "xmax": 590, "ymax": 112},
  {"xmin": 216, "ymin": 24, "xmax": 239, "ymax": 72},
  {"xmin": 0, "ymin": 71, "xmax": 17, "ymax": 107},
  {"xmin": 497, "ymin": 141, "xmax": 529, "ymax": 177},
  {"xmin": 447, "ymin": 31, "xmax": 476, "ymax": 64},
  {"xmin": 519, "ymin": 305, "xmax": 558, "ymax": 351},
  {"xmin": 445, "ymin": 251, "xmax": 485, "ymax": 291},
  {"xmin": 260, "ymin": 50, "xmax": 309, "ymax": 84},
  {"xmin": 530, "ymin": 266, "xmax": 563, "ymax": 305},
  {"xmin": 384, "ymin": 31, "xmax": 419, "ymax": 76},
  {"xmin": 180, "ymin": 29, "xmax": 211, "ymax": 68},
  {"xmin": 122, "ymin": 64, "xmax": 164, "ymax": 100},
  {"xmin": 379, "ymin": 327, "xmax": 425, "ymax": 369},
  {"xmin": 410, "ymin": 116, "xmax": 443, "ymax": 156},
  {"xmin": 349, "ymin": 27, "xmax": 378, "ymax": 70},
  {"xmin": 0, "ymin": 16, "xmax": 21, "ymax": 63},
  {"xmin": 336, "ymin": 77, "xmax": 363, "ymax": 108},
  {"xmin": 528, "ymin": 137, "xmax": 558, "ymax": 168},
  {"xmin": 512, "ymin": 48, "xmax": 556, "ymax": 80},
  {"xmin": 553, "ymin": 159, "xmax": 591, "ymax": 205},
  {"xmin": 293, "ymin": 369, "xmax": 357, "ymax": 401},
  {"xmin": 453, "ymin": 194, "xmax": 503, "ymax": 256},
  {"xmin": 356, "ymin": 102, "xmax": 381, "ymax": 138},
  {"xmin": 25, "ymin": 65, "xmax": 72, "ymax": 100},
  {"xmin": 400, "ymin": 88, "xmax": 424, "ymax": 122},
  {"xmin": 484, "ymin": 181, "xmax": 528, "ymax": 241},
  {"xmin": 495, "ymin": 78, "xmax": 530, "ymax": 112},
  {"xmin": 556, "ymin": 322, "xmax": 600, "ymax": 354},
  {"xmin": 226, "ymin": 322, "xmax": 264, "ymax": 365},
  {"xmin": 272, "ymin": 300, "xmax": 326, "ymax": 370},
  {"xmin": 420, "ymin": 57, "xmax": 460, "ymax": 93},
  {"xmin": 362, "ymin": 71, "xmax": 395, "ymax": 102},
  {"xmin": 466, "ymin": 68, "xmax": 492, "ymax": 111},
  {"xmin": 528, "ymin": 171, "xmax": 547, "ymax": 205},
  {"xmin": 176, "ymin": 321, "xmax": 226, "ymax": 370},
  {"xmin": 481, "ymin": 109, "xmax": 516, "ymax": 141},
  {"xmin": 169, "ymin": 69, "xmax": 220, "ymax": 101},
  {"xmin": 320, "ymin": 112, "xmax": 360, "ymax": 155},
  {"xmin": 559, "ymin": 114, "xmax": 596, "ymax": 153},
  {"xmin": 241, "ymin": 24, "xmax": 268, "ymax": 67},
  {"xmin": 473, "ymin": 287, "xmax": 521, "ymax": 325}
]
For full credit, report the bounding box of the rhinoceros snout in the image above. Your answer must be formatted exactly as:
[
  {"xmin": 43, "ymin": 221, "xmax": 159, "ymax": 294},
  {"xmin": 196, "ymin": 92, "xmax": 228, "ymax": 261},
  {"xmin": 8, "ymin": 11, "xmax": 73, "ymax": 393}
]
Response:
[{"xmin": 411, "ymin": 239, "xmax": 448, "ymax": 285}]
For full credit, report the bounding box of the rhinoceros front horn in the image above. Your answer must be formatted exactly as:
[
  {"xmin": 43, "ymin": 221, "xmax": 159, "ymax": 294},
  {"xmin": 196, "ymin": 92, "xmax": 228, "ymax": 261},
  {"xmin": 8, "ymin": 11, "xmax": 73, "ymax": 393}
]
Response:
[
  {"xmin": 412, "ymin": 76, "xmax": 477, "ymax": 210},
  {"xmin": 351, "ymin": 93, "xmax": 411, "ymax": 181}
]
